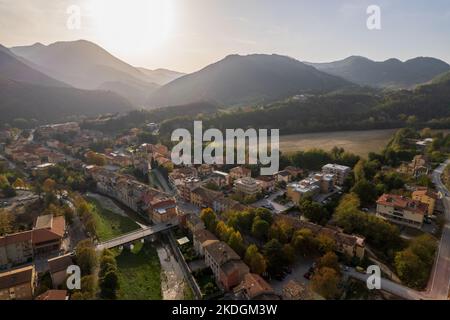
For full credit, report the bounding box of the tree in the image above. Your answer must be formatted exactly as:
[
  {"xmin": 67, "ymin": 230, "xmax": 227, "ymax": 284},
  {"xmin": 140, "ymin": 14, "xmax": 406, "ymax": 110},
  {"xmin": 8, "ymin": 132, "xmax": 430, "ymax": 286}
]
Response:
[
  {"xmin": 80, "ymin": 275, "xmax": 97, "ymax": 299},
  {"xmin": 244, "ymin": 245, "xmax": 267, "ymax": 275},
  {"xmin": 75, "ymin": 240, "xmax": 98, "ymax": 275},
  {"xmin": 310, "ymin": 267, "xmax": 341, "ymax": 299},
  {"xmin": 409, "ymin": 234, "xmax": 437, "ymax": 265},
  {"xmin": 291, "ymin": 228, "xmax": 318, "ymax": 256},
  {"xmin": 316, "ymin": 234, "xmax": 336, "ymax": 254},
  {"xmin": 228, "ymin": 231, "xmax": 245, "ymax": 257},
  {"xmin": 282, "ymin": 244, "xmax": 296, "ymax": 265},
  {"xmin": 99, "ymin": 250, "xmax": 119, "ymax": 299},
  {"xmin": 0, "ymin": 175, "xmax": 10, "ymax": 189},
  {"xmin": 299, "ymin": 199, "xmax": 329, "ymax": 225},
  {"xmin": 200, "ymin": 208, "xmax": 218, "ymax": 232},
  {"xmin": 251, "ymin": 217, "xmax": 270, "ymax": 240},
  {"xmin": 317, "ymin": 252, "xmax": 340, "ymax": 273},
  {"xmin": 0, "ymin": 209, "xmax": 14, "ymax": 235},
  {"xmin": 395, "ymin": 248, "xmax": 428, "ymax": 289},
  {"xmin": 215, "ymin": 221, "xmax": 232, "ymax": 242},
  {"xmin": 263, "ymin": 239, "xmax": 286, "ymax": 274},
  {"xmin": 86, "ymin": 151, "xmax": 106, "ymax": 166},
  {"xmin": 353, "ymin": 159, "xmax": 366, "ymax": 182},
  {"xmin": 351, "ymin": 180, "xmax": 377, "ymax": 205},
  {"xmin": 43, "ymin": 178, "xmax": 56, "ymax": 193}
]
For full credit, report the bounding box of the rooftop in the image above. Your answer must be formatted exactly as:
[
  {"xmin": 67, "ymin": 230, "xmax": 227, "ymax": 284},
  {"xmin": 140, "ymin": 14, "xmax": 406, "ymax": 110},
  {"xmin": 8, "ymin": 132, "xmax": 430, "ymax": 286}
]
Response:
[{"xmin": 0, "ymin": 265, "xmax": 34, "ymax": 289}]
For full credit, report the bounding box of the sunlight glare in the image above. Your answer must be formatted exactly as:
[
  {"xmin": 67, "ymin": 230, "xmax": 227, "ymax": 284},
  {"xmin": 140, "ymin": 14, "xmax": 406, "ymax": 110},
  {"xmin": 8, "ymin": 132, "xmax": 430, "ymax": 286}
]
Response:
[{"xmin": 89, "ymin": 0, "xmax": 174, "ymax": 52}]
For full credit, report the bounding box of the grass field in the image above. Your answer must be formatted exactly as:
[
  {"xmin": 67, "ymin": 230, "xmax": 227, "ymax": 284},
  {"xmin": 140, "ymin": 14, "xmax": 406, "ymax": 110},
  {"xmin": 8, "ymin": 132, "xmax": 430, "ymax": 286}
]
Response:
[
  {"xmin": 85, "ymin": 197, "xmax": 140, "ymax": 242},
  {"xmin": 114, "ymin": 242, "xmax": 162, "ymax": 300},
  {"xmin": 279, "ymin": 129, "xmax": 450, "ymax": 157},
  {"xmin": 279, "ymin": 129, "xmax": 397, "ymax": 157}
]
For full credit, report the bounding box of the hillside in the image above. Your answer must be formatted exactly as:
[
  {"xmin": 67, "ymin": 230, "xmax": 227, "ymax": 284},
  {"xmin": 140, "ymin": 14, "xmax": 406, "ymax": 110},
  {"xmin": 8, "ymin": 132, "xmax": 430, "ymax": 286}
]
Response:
[
  {"xmin": 148, "ymin": 54, "xmax": 353, "ymax": 108},
  {"xmin": 156, "ymin": 74, "xmax": 450, "ymax": 137},
  {"xmin": 10, "ymin": 40, "xmax": 160, "ymax": 105},
  {"xmin": 0, "ymin": 45, "xmax": 68, "ymax": 87},
  {"xmin": 0, "ymin": 76, "xmax": 133, "ymax": 126},
  {"xmin": 307, "ymin": 56, "xmax": 450, "ymax": 89}
]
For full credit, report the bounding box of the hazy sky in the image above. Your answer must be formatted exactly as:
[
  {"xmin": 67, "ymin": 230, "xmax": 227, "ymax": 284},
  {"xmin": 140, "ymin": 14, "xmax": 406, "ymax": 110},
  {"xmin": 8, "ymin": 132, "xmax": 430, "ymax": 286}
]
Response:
[{"xmin": 1, "ymin": 0, "xmax": 449, "ymax": 73}]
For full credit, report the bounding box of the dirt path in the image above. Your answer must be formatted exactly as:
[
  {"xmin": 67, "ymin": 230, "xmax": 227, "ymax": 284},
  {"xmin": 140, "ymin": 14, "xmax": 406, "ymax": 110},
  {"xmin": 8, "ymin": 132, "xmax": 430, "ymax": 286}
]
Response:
[{"xmin": 156, "ymin": 242, "xmax": 188, "ymax": 300}]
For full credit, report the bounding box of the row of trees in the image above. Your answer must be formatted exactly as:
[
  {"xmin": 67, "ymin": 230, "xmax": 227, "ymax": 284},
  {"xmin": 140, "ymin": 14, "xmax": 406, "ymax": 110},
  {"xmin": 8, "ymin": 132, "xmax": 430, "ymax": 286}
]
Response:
[
  {"xmin": 71, "ymin": 240, "xmax": 98, "ymax": 300},
  {"xmin": 73, "ymin": 194, "xmax": 98, "ymax": 238}
]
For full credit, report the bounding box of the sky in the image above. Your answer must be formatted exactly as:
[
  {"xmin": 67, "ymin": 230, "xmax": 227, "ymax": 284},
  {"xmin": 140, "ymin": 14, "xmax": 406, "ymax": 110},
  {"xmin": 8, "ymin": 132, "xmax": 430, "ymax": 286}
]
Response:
[{"xmin": 1, "ymin": 0, "xmax": 449, "ymax": 73}]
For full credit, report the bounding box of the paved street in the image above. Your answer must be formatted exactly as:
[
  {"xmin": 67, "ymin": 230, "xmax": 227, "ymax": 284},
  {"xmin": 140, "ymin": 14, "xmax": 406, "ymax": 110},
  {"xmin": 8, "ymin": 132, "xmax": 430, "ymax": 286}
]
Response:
[
  {"xmin": 428, "ymin": 159, "xmax": 450, "ymax": 299},
  {"xmin": 347, "ymin": 268, "xmax": 425, "ymax": 300}
]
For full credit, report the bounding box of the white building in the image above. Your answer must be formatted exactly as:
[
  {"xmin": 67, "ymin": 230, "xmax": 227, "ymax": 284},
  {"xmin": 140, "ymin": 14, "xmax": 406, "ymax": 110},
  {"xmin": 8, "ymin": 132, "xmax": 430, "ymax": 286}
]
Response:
[{"xmin": 322, "ymin": 164, "xmax": 351, "ymax": 186}]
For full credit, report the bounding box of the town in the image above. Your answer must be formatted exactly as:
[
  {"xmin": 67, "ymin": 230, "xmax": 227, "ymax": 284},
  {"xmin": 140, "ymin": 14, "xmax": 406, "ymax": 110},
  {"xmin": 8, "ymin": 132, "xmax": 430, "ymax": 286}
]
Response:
[{"xmin": 1, "ymin": 120, "xmax": 449, "ymax": 301}]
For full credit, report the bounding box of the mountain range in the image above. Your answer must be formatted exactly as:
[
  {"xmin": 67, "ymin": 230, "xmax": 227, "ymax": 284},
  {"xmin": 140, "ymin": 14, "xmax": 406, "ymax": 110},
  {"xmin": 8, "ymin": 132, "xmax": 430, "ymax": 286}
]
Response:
[
  {"xmin": 10, "ymin": 40, "xmax": 184, "ymax": 106},
  {"xmin": 148, "ymin": 54, "xmax": 353, "ymax": 108},
  {"xmin": 1, "ymin": 38, "xmax": 450, "ymax": 127},
  {"xmin": 306, "ymin": 56, "xmax": 450, "ymax": 89},
  {"xmin": 0, "ymin": 45, "xmax": 133, "ymax": 125}
]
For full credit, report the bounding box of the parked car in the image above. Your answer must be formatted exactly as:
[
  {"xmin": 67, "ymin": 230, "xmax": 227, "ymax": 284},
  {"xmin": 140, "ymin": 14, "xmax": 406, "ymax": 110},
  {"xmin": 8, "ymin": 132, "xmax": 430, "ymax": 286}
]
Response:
[{"xmin": 303, "ymin": 272, "xmax": 312, "ymax": 280}]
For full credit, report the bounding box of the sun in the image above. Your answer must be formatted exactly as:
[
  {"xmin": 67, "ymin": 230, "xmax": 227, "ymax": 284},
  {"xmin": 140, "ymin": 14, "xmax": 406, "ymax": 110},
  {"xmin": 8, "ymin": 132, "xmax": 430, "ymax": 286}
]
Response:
[{"xmin": 89, "ymin": 0, "xmax": 174, "ymax": 52}]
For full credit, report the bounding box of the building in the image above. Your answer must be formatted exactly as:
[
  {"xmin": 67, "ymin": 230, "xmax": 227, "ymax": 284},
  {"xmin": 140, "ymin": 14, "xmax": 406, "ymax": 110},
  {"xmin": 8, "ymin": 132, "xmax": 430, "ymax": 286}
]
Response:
[
  {"xmin": 148, "ymin": 198, "xmax": 178, "ymax": 223},
  {"xmin": 230, "ymin": 166, "xmax": 252, "ymax": 180},
  {"xmin": 255, "ymin": 176, "xmax": 275, "ymax": 193},
  {"xmin": 284, "ymin": 166, "xmax": 304, "ymax": 179},
  {"xmin": 186, "ymin": 214, "xmax": 205, "ymax": 234},
  {"xmin": 32, "ymin": 215, "xmax": 66, "ymax": 256},
  {"xmin": 322, "ymin": 164, "xmax": 351, "ymax": 186},
  {"xmin": 376, "ymin": 194, "xmax": 427, "ymax": 229},
  {"xmin": 190, "ymin": 186, "xmax": 222, "ymax": 208},
  {"xmin": 198, "ymin": 164, "xmax": 214, "ymax": 177},
  {"xmin": 234, "ymin": 177, "xmax": 261, "ymax": 196},
  {"xmin": 233, "ymin": 273, "xmax": 278, "ymax": 300},
  {"xmin": 35, "ymin": 289, "xmax": 68, "ymax": 300},
  {"xmin": 0, "ymin": 215, "xmax": 65, "ymax": 269},
  {"xmin": 287, "ymin": 179, "xmax": 320, "ymax": 203},
  {"xmin": 210, "ymin": 171, "xmax": 231, "ymax": 187},
  {"xmin": 274, "ymin": 170, "xmax": 292, "ymax": 184},
  {"xmin": 204, "ymin": 241, "xmax": 249, "ymax": 291},
  {"xmin": 412, "ymin": 188, "xmax": 438, "ymax": 215},
  {"xmin": 48, "ymin": 254, "xmax": 74, "ymax": 288},
  {"xmin": 399, "ymin": 155, "xmax": 431, "ymax": 177},
  {"xmin": 193, "ymin": 229, "xmax": 218, "ymax": 256},
  {"xmin": 312, "ymin": 173, "xmax": 335, "ymax": 193},
  {"xmin": 0, "ymin": 231, "xmax": 33, "ymax": 270},
  {"xmin": 0, "ymin": 265, "xmax": 36, "ymax": 300}
]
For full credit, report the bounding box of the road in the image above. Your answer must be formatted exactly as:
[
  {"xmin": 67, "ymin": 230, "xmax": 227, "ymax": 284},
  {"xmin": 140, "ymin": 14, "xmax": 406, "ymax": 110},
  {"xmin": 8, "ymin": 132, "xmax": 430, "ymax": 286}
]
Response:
[
  {"xmin": 347, "ymin": 268, "xmax": 425, "ymax": 300},
  {"xmin": 428, "ymin": 159, "xmax": 450, "ymax": 299}
]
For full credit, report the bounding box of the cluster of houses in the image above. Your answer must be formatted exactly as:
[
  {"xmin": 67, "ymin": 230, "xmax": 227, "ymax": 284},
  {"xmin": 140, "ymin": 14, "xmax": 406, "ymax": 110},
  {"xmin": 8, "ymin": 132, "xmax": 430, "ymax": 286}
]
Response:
[
  {"xmin": 189, "ymin": 220, "xmax": 279, "ymax": 300},
  {"xmin": 0, "ymin": 252, "xmax": 74, "ymax": 301},
  {"xmin": 185, "ymin": 209, "xmax": 366, "ymax": 300},
  {"xmin": 87, "ymin": 166, "xmax": 179, "ymax": 224},
  {"xmin": 286, "ymin": 164, "xmax": 351, "ymax": 203},
  {"xmin": 4, "ymin": 139, "xmax": 67, "ymax": 170},
  {"xmin": 0, "ymin": 214, "xmax": 68, "ymax": 300}
]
